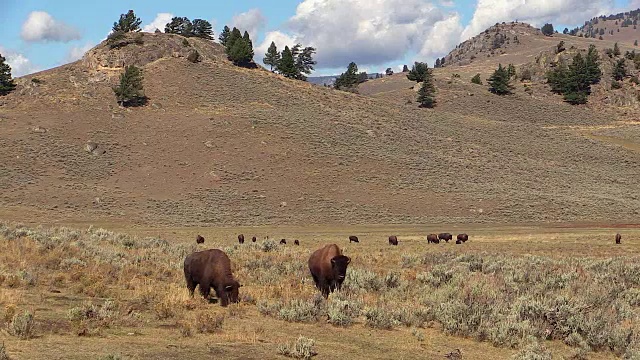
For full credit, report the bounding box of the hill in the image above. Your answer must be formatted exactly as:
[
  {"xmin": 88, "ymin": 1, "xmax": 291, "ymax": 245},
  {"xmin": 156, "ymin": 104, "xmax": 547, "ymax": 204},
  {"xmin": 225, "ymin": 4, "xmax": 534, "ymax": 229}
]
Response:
[
  {"xmin": 570, "ymin": 9, "xmax": 640, "ymax": 44},
  {"xmin": 0, "ymin": 31, "xmax": 638, "ymax": 228}
]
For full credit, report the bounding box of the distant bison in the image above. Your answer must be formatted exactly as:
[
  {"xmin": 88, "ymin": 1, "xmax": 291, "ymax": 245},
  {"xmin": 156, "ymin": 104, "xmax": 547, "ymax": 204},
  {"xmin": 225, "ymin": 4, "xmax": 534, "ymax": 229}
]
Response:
[
  {"xmin": 308, "ymin": 244, "xmax": 351, "ymax": 298},
  {"xmin": 280, "ymin": 239, "xmax": 287, "ymax": 245},
  {"xmin": 427, "ymin": 234, "xmax": 439, "ymax": 244},
  {"xmin": 389, "ymin": 236, "xmax": 398, "ymax": 245},
  {"xmin": 183, "ymin": 249, "xmax": 241, "ymax": 306},
  {"xmin": 196, "ymin": 235, "xmax": 205, "ymax": 244},
  {"xmin": 294, "ymin": 239, "xmax": 300, "ymax": 246},
  {"xmin": 455, "ymin": 239, "xmax": 462, "ymax": 244},
  {"xmin": 457, "ymin": 234, "xmax": 468, "ymax": 243},
  {"xmin": 251, "ymin": 236, "xmax": 257, "ymax": 243},
  {"xmin": 438, "ymin": 233, "xmax": 453, "ymax": 242},
  {"xmin": 349, "ymin": 236, "xmax": 359, "ymax": 243},
  {"xmin": 616, "ymin": 233, "xmax": 622, "ymax": 244},
  {"xmin": 238, "ymin": 234, "xmax": 245, "ymax": 244}
]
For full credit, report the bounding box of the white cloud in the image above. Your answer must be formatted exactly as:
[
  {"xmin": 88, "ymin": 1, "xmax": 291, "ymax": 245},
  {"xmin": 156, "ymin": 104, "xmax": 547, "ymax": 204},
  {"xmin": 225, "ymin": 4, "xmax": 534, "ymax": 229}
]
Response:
[
  {"xmin": 0, "ymin": 47, "xmax": 40, "ymax": 77},
  {"xmin": 440, "ymin": 0, "xmax": 455, "ymax": 7},
  {"xmin": 629, "ymin": 0, "xmax": 640, "ymax": 8},
  {"xmin": 63, "ymin": 42, "xmax": 95, "ymax": 64},
  {"xmin": 142, "ymin": 13, "xmax": 174, "ymax": 33},
  {"xmin": 279, "ymin": 0, "xmax": 463, "ymax": 69},
  {"xmin": 461, "ymin": 0, "xmax": 615, "ymax": 41},
  {"xmin": 255, "ymin": 30, "xmax": 298, "ymax": 64},
  {"xmin": 21, "ymin": 11, "xmax": 82, "ymax": 43},
  {"xmin": 231, "ymin": 8, "xmax": 267, "ymax": 40}
]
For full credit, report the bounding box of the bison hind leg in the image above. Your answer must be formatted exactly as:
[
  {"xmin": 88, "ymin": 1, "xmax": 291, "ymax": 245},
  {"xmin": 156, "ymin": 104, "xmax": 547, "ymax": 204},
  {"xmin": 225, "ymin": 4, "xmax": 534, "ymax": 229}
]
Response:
[{"xmin": 186, "ymin": 279, "xmax": 197, "ymax": 297}]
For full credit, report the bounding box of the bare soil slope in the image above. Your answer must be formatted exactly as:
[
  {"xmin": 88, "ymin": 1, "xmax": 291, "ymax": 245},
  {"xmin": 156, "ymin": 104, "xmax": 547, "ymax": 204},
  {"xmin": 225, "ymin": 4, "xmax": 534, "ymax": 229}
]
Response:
[{"xmin": 0, "ymin": 32, "xmax": 638, "ymax": 227}]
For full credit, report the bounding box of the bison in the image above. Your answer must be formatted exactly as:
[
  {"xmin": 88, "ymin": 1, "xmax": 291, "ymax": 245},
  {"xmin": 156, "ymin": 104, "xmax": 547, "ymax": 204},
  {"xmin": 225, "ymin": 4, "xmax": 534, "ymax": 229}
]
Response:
[
  {"xmin": 251, "ymin": 236, "xmax": 257, "ymax": 243},
  {"xmin": 427, "ymin": 234, "xmax": 439, "ymax": 244},
  {"xmin": 294, "ymin": 239, "xmax": 300, "ymax": 246},
  {"xmin": 389, "ymin": 236, "xmax": 398, "ymax": 245},
  {"xmin": 616, "ymin": 233, "xmax": 622, "ymax": 244},
  {"xmin": 349, "ymin": 235, "xmax": 359, "ymax": 243},
  {"xmin": 183, "ymin": 249, "xmax": 241, "ymax": 306},
  {"xmin": 457, "ymin": 233, "xmax": 468, "ymax": 243},
  {"xmin": 280, "ymin": 239, "xmax": 287, "ymax": 245},
  {"xmin": 438, "ymin": 233, "xmax": 453, "ymax": 243},
  {"xmin": 196, "ymin": 235, "xmax": 205, "ymax": 244},
  {"xmin": 455, "ymin": 239, "xmax": 462, "ymax": 244},
  {"xmin": 238, "ymin": 234, "xmax": 245, "ymax": 244},
  {"xmin": 308, "ymin": 244, "xmax": 351, "ymax": 298}
]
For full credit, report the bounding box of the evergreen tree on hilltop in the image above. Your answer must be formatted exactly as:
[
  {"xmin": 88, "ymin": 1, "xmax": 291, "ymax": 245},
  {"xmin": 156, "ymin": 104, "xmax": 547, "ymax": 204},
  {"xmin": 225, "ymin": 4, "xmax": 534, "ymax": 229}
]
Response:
[
  {"xmin": 242, "ymin": 31, "xmax": 254, "ymax": 58},
  {"xmin": 541, "ymin": 23, "xmax": 554, "ymax": 36},
  {"xmin": 294, "ymin": 46, "xmax": 317, "ymax": 81},
  {"xmin": 113, "ymin": 65, "xmax": 146, "ymax": 107},
  {"xmin": 406, "ymin": 62, "xmax": 431, "ymax": 83},
  {"xmin": 113, "ymin": 10, "xmax": 142, "ymax": 33},
  {"xmin": 192, "ymin": 19, "xmax": 214, "ymax": 40},
  {"xmin": 275, "ymin": 46, "xmax": 298, "ymax": 78},
  {"xmin": 0, "ymin": 54, "xmax": 17, "ymax": 96},
  {"xmin": 402, "ymin": 64, "xmax": 409, "ymax": 72},
  {"xmin": 417, "ymin": 73, "xmax": 436, "ymax": 108},
  {"xmin": 263, "ymin": 41, "xmax": 280, "ymax": 71},
  {"xmin": 334, "ymin": 62, "xmax": 359, "ymax": 90},
  {"xmin": 219, "ymin": 26, "xmax": 231, "ymax": 46},
  {"xmin": 435, "ymin": 58, "xmax": 441, "ymax": 68},
  {"xmin": 585, "ymin": 45, "xmax": 602, "ymax": 85},
  {"xmin": 226, "ymin": 27, "xmax": 243, "ymax": 53},
  {"xmin": 546, "ymin": 62, "xmax": 569, "ymax": 94},
  {"xmin": 488, "ymin": 64, "xmax": 513, "ymax": 95},
  {"xmin": 563, "ymin": 52, "xmax": 589, "ymax": 104},
  {"xmin": 165, "ymin": 17, "xmax": 193, "ymax": 36},
  {"xmin": 227, "ymin": 34, "xmax": 254, "ymax": 66}
]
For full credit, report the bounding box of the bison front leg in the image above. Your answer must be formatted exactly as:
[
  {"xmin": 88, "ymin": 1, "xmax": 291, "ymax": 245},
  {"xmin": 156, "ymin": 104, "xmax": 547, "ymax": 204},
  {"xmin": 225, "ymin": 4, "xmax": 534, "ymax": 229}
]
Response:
[
  {"xmin": 199, "ymin": 281, "xmax": 211, "ymax": 300},
  {"xmin": 214, "ymin": 285, "xmax": 230, "ymax": 307}
]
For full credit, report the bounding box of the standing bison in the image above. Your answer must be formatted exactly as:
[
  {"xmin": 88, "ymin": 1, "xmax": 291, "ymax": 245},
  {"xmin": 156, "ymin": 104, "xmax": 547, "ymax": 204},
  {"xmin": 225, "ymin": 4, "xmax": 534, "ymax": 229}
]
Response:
[
  {"xmin": 308, "ymin": 244, "xmax": 351, "ymax": 298},
  {"xmin": 349, "ymin": 236, "xmax": 359, "ymax": 243},
  {"xmin": 294, "ymin": 239, "xmax": 300, "ymax": 245},
  {"xmin": 427, "ymin": 234, "xmax": 439, "ymax": 244},
  {"xmin": 438, "ymin": 233, "xmax": 453, "ymax": 243},
  {"xmin": 389, "ymin": 236, "xmax": 398, "ymax": 245},
  {"xmin": 457, "ymin": 234, "xmax": 468, "ymax": 243},
  {"xmin": 252, "ymin": 236, "xmax": 257, "ymax": 243},
  {"xmin": 196, "ymin": 235, "xmax": 205, "ymax": 244},
  {"xmin": 280, "ymin": 239, "xmax": 287, "ymax": 245},
  {"xmin": 183, "ymin": 249, "xmax": 241, "ymax": 306},
  {"xmin": 616, "ymin": 233, "xmax": 622, "ymax": 244},
  {"xmin": 238, "ymin": 234, "xmax": 245, "ymax": 244}
]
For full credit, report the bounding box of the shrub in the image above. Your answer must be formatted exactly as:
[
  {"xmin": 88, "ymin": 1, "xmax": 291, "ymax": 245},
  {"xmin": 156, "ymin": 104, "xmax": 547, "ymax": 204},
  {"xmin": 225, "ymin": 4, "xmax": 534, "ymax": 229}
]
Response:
[
  {"xmin": 7, "ymin": 310, "xmax": 35, "ymax": 339},
  {"xmin": 277, "ymin": 336, "xmax": 317, "ymax": 360},
  {"xmin": 187, "ymin": 50, "xmax": 201, "ymax": 63},
  {"xmin": 612, "ymin": 81, "xmax": 622, "ymax": 89},
  {"xmin": 327, "ymin": 296, "xmax": 363, "ymax": 326},
  {"xmin": 520, "ymin": 68, "xmax": 532, "ymax": 81},
  {"xmin": 471, "ymin": 73, "xmax": 482, "ymax": 85},
  {"xmin": 511, "ymin": 340, "xmax": 552, "ymax": 360},
  {"xmin": 364, "ymin": 306, "xmax": 399, "ymax": 329},
  {"xmin": 194, "ymin": 312, "xmax": 224, "ymax": 333},
  {"xmin": 182, "ymin": 39, "xmax": 190, "ymax": 47},
  {"xmin": 30, "ymin": 78, "xmax": 43, "ymax": 84}
]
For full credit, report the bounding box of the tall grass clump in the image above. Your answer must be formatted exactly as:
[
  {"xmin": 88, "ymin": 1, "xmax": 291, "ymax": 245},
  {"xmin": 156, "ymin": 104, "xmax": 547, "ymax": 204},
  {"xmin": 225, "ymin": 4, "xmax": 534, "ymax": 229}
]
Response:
[{"xmin": 277, "ymin": 336, "xmax": 317, "ymax": 359}]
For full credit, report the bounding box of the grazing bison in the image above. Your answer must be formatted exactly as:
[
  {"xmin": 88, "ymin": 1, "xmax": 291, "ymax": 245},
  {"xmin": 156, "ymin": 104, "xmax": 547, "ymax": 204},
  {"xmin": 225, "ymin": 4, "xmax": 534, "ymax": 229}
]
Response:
[
  {"xmin": 455, "ymin": 239, "xmax": 462, "ymax": 244},
  {"xmin": 280, "ymin": 239, "xmax": 287, "ymax": 245},
  {"xmin": 427, "ymin": 234, "xmax": 439, "ymax": 244},
  {"xmin": 616, "ymin": 233, "xmax": 622, "ymax": 244},
  {"xmin": 238, "ymin": 234, "xmax": 245, "ymax": 244},
  {"xmin": 251, "ymin": 236, "xmax": 257, "ymax": 243},
  {"xmin": 308, "ymin": 244, "xmax": 351, "ymax": 298},
  {"xmin": 349, "ymin": 236, "xmax": 359, "ymax": 243},
  {"xmin": 389, "ymin": 236, "xmax": 398, "ymax": 245},
  {"xmin": 438, "ymin": 233, "xmax": 453, "ymax": 243},
  {"xmin": 196, "ymin": 235, "xmax": 205, "ymax": 244},
  {"xmin": 294, "ymin": 239, "xmax": 300, "ymax": 246},
  {"xmin": 457, "ymin": 234, "xmax": 468, "ymax": 243},
  {"xmin": 183, "ymin": 249, "xmax": 241, "ymax": 306}
]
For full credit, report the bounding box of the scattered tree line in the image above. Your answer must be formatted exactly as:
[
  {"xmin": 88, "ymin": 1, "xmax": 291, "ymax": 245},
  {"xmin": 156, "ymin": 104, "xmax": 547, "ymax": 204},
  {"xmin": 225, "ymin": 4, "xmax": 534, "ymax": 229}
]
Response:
[
  {"xmin": 546, "ymin": 45, "xmax": 602, "ymax": 104},
  {"xmin": 219, "ymin": 26, "xmax": 255, "ymax": 67},
  {"xmin": 263, "ymin": 42, "xmax": 317, "ymax": 81},
  {"xmin": 164, "ymin": 17, "xmax": 214, "ymax": 40}
]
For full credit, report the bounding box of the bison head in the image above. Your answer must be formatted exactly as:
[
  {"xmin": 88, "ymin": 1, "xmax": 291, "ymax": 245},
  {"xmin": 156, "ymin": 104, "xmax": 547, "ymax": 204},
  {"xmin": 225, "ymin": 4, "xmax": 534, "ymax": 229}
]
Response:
[
  {"xmin": 330, "ymin": 255, "xmax": 351, "ymax": 281},
  {"xmin": 220, "ymin": 280, "xmax": 241, "ymax": 306}
]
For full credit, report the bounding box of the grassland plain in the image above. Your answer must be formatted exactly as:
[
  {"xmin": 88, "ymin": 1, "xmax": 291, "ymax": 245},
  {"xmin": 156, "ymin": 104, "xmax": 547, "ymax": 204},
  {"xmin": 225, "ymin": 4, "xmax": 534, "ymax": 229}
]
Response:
[{"xmin": 1, "ymin": 222, "xmax": 640, "ymax": 359}]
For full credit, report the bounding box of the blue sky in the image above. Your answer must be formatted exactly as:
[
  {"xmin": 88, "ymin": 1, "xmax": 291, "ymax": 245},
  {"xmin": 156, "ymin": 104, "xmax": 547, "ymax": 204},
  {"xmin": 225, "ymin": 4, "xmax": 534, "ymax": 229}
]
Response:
[{"xmin": 0, "ymin": 0, "xmax": 638, "ymax": 77}]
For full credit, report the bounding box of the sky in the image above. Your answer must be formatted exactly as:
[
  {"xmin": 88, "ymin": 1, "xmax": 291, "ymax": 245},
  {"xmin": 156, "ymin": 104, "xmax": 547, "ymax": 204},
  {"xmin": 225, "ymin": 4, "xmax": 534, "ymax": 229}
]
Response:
[{"xmin": 1, "ymin": 0, "xmax": 640, "ymax": 77}]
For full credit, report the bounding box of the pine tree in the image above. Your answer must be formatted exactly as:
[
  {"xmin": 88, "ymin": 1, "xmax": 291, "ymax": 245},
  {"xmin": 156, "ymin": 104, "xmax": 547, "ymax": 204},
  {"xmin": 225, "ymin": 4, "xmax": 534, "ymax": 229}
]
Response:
[
  {"xmin": 0, "ymin": 54, "xmax": 16, "ymax": 96},
  {"xmin": 471, "ymin": 73, "xmax": 482, "ymax": 85},
  {"xmin": 541, "ymin": 23, "xmax": 554, "ymax": 36},
  {"xmin": 612, "ymin": 58, "xmax": 626, "ymax": 81},
  {"xmin": 563, "ymin": 52, "xmax": 590, "ymax": 104},
  {"xmin": 585, "ymin": 45, "xmax": 602, "ymax": 85},
  {"xmin": 192, "ymin": 19, "xmax": 214, "ymax": 40},
  {"xmin": 507, "ymin": 64, "xmax": 516, "ymax": 79},
  {"xmin": 546, "ymin": 63, "xmax": 569, "ymax": 94},
  {"xmin": 226, "ymin": 28, "xmax": 242, "ymax": 53},
  {"xmin": 263, "ymin": 41, "xmax": 280, "ymax": 71},
  {"xmin": 113, "ymin": 10, "xmax": 142, "ymax": 33},
  {"xmin": 275, "ymin": 46, "xmax": 297, "ymax": 78},
  {"xmin": 334, "ymin": 62, "xmax": 359, "ymax": 90},
  {"xmin": 294, "ymin": 46, "xmax": 317, "ymax": 81},
  {"xmin": 417, "ymin": 75, "xmax": 436, "ymax": 108},
  {"xmin": 488, "ymin": 64, "xmax": 513, "ymax": 95},
  {"xmin": 113, "ymin": 65, "xmax": 145, "ymax": 106},
  {"xmin": 385, "ymin": 68, "xmax": 393, "ymax": 76},
  {"xmin": 219, "ymin": 26, "xmax": 231, "ymax": 47},
  {"xmin": 614, "ymin": 42, "xmax": 621, "ymax": 57},
  {"xmin": 228, "ymin": 36, "xmax": 254, "ymax": 66},
  {"xmin": 440, "ymin": 57, "xmax": 446, "ymax": 67},
  {"xmin": 402, "ymin": 65, "xmax": 409, "ymax": 72},
  {"xmin": 435, "ymin": 58, "xmax": 441, "ymax": 68},
  {"xmin": 406, "ymin": 62, "xmax": 430, "ymax": 83},
  {"xmin": 242, "ymin": 31, "xmax": 254, "ymax": 58},
  {"xmin": 165, "ymin": 17, "xmax": 193, "ymax": 36}
]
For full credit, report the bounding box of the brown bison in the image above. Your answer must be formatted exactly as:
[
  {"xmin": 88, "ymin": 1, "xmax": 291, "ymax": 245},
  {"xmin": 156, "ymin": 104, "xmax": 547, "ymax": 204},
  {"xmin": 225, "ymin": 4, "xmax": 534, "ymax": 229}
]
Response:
[
  {"xmin": 455, "ymin": 239, "xmax": 462, "ymax": 244},
  {"xmin": 438, "ymin": 233, "xmax": 453, "ymax": 242},
  {"xmin": 183, "ymin": 249, "xmax": 241, "ymax": 306},
  {"xmin": 349, "ymin": 235, "xmax": 359, "ymax": 243},
  {"xmin": 308, "ymin": 244, "xmax": 351, "ymax": 298},
  {"xmin": 196, "ymin": 235, "xmax": 205, "ymax": 244},
  {"xmin": 251, "ymin": 236, "xmax": 257, "ymax": 242},
  {"xmin": 616, "ymin": 233, "xmax": 622, "ymax": 244},
  {"xmin": 294, "ymin": 239, "xmax": 300, "ymax": 245},
  {"xmin": 457, "ymin": 234, "xmax": 468, "ymax": 243},
  {"xmin": 238, "ymin": 234, "xmax": 245, "ymax": 244},
  {"xmin": 389, "ymin": 236, "xmax": 398, "ymax": 245},
  {"xmin": 280, "ymin": 239, "xmax": 287, "ymax": 245},
  {"xmin": 427, "ymin": 234, "xmax": 439, "ymax": 244}
]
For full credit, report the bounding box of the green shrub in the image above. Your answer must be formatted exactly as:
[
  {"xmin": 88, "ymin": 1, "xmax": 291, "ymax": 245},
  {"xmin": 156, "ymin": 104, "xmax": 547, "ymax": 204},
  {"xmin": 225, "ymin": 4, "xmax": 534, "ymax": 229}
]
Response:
[
  {"xmin": 471, "ymin": 73, "xmax": 482, "ymax": 85},
  {"xmin": 364, "ymin": 306, "xmax": 399, "ymax": 329},
  {"xmin": 277, "ymin": 336, "xmax": 317, "ymax": 360},
  {"xmin": 7, "ymin": 311, "xmax": 35, "ymax": 339}
]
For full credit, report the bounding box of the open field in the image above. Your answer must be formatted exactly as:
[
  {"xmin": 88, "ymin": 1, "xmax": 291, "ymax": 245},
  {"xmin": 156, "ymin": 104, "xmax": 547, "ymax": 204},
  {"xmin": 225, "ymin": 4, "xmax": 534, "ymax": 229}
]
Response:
[{"xmin": 1, "ymin": 222, "xmax": 640, "ymax": 360}]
